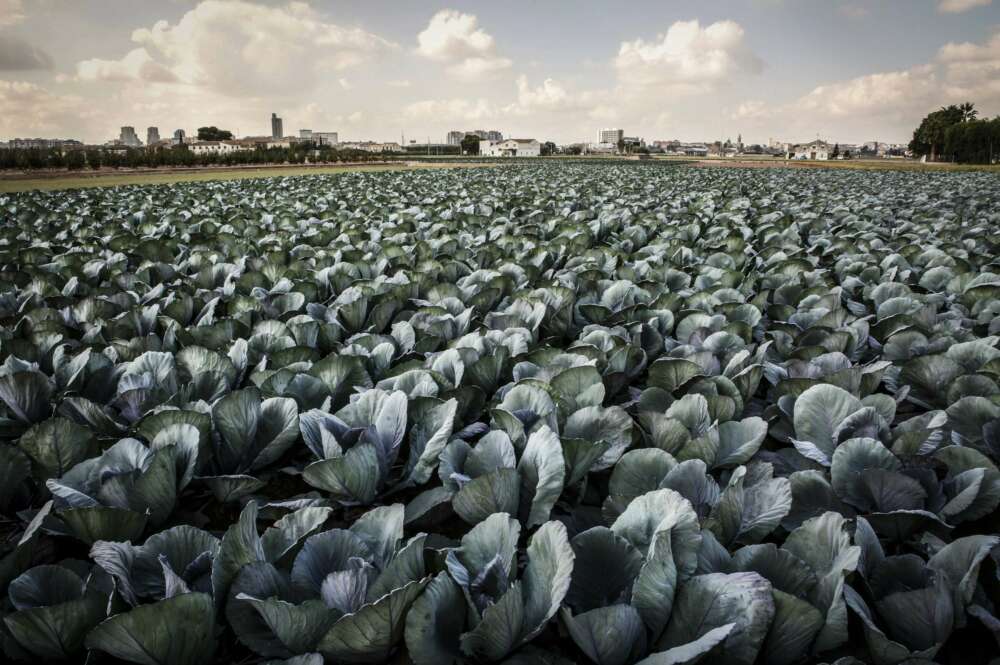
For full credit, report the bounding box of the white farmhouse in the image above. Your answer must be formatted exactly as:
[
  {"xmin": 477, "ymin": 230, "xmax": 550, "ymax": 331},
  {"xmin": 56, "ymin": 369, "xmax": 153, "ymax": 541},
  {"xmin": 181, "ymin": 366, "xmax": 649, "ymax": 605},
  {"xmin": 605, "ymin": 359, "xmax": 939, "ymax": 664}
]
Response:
[
  {"xmin": 788, "ymin": 140, "xmax": 831, "ymax": 160},
  {"xmin": 189, "ymin": 140, "xmax": 246, "ymax": 155},
  {"xmin": 481, "ymin": 138, "xmax": 541, "ymax": 157},
  {"xmin": 585, "ymin": 142, "xmax": 617, "ymax": 154},
  {"xmin": 338, "ymin": 141, "xmax": 401, "ymax": 153},
  {"xmin": 361, "ymin": 142, "xmax": 401, "ymax": 153}
]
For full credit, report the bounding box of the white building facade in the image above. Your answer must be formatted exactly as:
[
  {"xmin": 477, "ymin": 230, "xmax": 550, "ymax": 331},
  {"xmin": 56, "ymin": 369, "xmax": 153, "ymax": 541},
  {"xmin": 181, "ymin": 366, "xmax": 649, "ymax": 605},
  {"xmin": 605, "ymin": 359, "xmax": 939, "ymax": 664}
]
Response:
[
  {"xmin": 585, "ymin": 142, "xmax": 617, "ymax": 154},
  {"xmin": 300, "ymin": 130, "xmax": 338, "ymax": 145},
  {"xmin": 789, "ymin": 140, "xmax": 831, "ymax": 160},
  {"xmin": 449, "ymin": 129, "xmax": 503, "ymax": 145},
  {"xmin": 190, "ymin": 140, "xmax": 246, "ymax": 155},
  {"xmin": 598, "ymin": 128, "xmax": 624, "ymax": 144},
  {"xmin": 340, "ymin": 141, "xmax": 400, "ymax": 153},
  {"xmin": 481, "ymin": 138, "xmax": 540, "ymax": 157}
]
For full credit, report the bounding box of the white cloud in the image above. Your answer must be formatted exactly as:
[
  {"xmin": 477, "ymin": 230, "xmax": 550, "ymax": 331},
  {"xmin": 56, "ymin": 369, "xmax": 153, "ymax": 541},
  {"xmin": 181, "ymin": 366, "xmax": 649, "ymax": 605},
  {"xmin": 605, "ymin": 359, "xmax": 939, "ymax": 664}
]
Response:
[
  {"xmin": 10, "ymin": 2, "xmax": 1000, "ymax": 146},
  {"xmin": 936, "ymin": 29, "xmax": 1000, "ymax": 101},
  {"xmin": 0, "ymin": 80, "xmax": 98, "ymax": 137},
  {"xmin": 730, "ymin": 100, "xmax": 770, "ymax": 120},
  {"xmin": 937, "ymin": 33, "xmax": 999, "ymax": 63},
  {"xmin": 448, "ymin": 55, "xmax": 513, "ymax": 78},
  {"xmin": 408, "ymin": 76, "xmax": 581, "ymax": 129},
  {"xmin": 416, "ymin": 10, "xmax": 494, "ymax": 60},
  {"xmin": 295, "ymin": 101, "xmax": 364, "ymax": 128},
  {"xmin": 511, "ymin": 75, "xmax": 571, "ymax": 112},
  {"xmin": 55, "ymin": 1, "xmax": 399, "ymax": 142},
  {"xmin": 794, "ymin": 65, "xmax": 938, "ymax": 117},
  {"xmin": 727, "ymin": 27, "xmax": 1000, "ymax": 142},
  {"xmin": 938, "ymin": 0, "xmax": 992, "ymax": 13},
  {"xmin": 416, "ymin": 10, "xmax": 511, "ymax": 78},
  {"xmin": 400, "ymin": 73, "xmax": 628, "ymax": 141},
  {"xmin": 505, "ymin": 75, "xmax": 611, "ymax": 121},
  {"xmin": 76, "ymin": 48, "xmax": 177, "ymax": 82},
  {"xmin": 290, "ymin": 101, "xmax": 364, "ymax": 130},
  {"xmin": 78, "ymin": 1, "xmax": 394, "ymax": 95},
  {"xmin": 0, "ymin": 0, "xmax": 25, "ymax": 27},
  {"xmin": 614, "ymin": 20, "xmax": 763, "ymax": 94},
  {"xmin": 785, "ymin": 28, "xmax": 1000, "ymax": 119},
  {"xmin": 404, "ymin": 97, "xmax": 497, "ymax": 122}
]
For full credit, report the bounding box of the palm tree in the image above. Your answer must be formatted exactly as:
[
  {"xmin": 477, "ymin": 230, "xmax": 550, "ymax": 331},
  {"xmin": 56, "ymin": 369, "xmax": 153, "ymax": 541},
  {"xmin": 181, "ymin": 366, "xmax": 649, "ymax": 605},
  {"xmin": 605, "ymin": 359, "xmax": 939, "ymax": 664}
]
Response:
[{"xmin": 960, "ymin": 102, "xmax": 978, "ymax": 122}]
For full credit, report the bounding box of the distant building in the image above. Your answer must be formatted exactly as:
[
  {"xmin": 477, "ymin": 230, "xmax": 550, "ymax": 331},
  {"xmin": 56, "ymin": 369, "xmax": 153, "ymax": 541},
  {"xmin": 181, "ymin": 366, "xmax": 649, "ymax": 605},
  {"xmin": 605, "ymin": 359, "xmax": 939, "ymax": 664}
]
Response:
[
  {"xmin": 235, "ymin": 135, "xmax": 286, "ymax": 148},
  {"xmin": 469, "ymin": 129, "xmax": 502, "ymax": 141},
  {"xmin": 271, "ymin": 113, "xmax": 283, "ymax": 139},
  {"xmin": 339, "ymin": 141, "xmax": 400, "ymax": 153},
  {"xmin": 622, "ymin": 136, "xmax": 644, "ymax": 152},
  {"xmin": 189, "ymin": 140, "xmax": 246, "ymax": 155},
  {"xmin": 598, "ymin": 128, "xmax": 624, "ymax": 145},
  {"xmin": 447, "ymin": 129, "xmax": 503, "ymax": 145},
  {"xmin": 119, "ymin": 126, "xmax": 142, "ymax": 147},
  {"xmin": 652, "ymin": 141, "xmax": 707, "ymax": 156},
  {"xmin": 788, "ymin": 140, "xmax": 831, "ymax": 160},
  {"xmin": 860, "ymin": 141, "xmax": 906, "ymax": 158},
  {"xmin": 863, "ymin": 141, "xmax": 883, "ymax": 154},
  {"xmin": 679, "ymin": 143, "xmax": 708, "ymax": 156},
  {"xmin": 481, "ymin": 138, "xmax": 540, "ymax": 157},
  {"xmin": 147, "ymin": 127, "xmax": 160, "ymax": 145},
  {"xmin": 300, "ymin": 129, "xmax": 337, "ymax": 145},
  {"xmin": 402, "ymin": 142, "xmax": 460, "ymax": 155},
  {"xmin": 585, "ymin": 142, "xmax": 618, "ymax": 154},
  {"xmin": 7, "ymin": 138, "xmax": 82, "ymax": 149},
  {"xmin": 172, "ymin": 129, "xmax": 186, "ymax": 145},
  {"xmin": 828, "ymin": 144, "xmax": 852, "ymax": 159}
]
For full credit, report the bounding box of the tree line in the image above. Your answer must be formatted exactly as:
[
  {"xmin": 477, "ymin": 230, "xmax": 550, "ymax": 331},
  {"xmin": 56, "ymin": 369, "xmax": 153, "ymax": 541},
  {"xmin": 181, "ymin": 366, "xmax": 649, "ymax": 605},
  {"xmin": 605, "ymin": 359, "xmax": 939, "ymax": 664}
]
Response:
[
  {"xmin": 0, "ymin": 143, "xmax": 387, "ymax": 171},
  {"xmin": 910, "ymin": 102, "xmax": 999, "ymax": 164}
]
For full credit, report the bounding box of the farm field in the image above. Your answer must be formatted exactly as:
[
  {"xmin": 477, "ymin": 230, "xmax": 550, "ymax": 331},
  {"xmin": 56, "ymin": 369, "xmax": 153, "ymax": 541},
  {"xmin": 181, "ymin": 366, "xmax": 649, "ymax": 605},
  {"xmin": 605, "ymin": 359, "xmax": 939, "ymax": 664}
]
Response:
[
  {"xmin": 0, "ymin": 161, "xmax": 491, "ymax": 194},
  {"xmin": 1, "ymin": 163, "xmax": 999, "ymax": 665},
  {"xmin": 689, "ymin": 157, "xmax": 1000, "ymax": 173}
]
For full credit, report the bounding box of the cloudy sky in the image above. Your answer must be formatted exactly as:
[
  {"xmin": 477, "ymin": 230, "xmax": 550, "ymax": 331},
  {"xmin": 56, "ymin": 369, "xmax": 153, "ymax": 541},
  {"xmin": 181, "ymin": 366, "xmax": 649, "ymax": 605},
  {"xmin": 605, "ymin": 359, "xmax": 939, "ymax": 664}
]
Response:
[{"xmin": 1, "ymin": 0, "xmax": 998, "ymax": 144}]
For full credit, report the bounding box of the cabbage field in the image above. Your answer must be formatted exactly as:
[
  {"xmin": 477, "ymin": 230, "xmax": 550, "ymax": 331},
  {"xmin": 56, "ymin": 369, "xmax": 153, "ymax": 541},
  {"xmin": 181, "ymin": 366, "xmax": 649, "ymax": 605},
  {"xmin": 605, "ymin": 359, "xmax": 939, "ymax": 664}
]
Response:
[{"xmin": 1, "ymin": 163, "xmax": 999, "ymax": 665}]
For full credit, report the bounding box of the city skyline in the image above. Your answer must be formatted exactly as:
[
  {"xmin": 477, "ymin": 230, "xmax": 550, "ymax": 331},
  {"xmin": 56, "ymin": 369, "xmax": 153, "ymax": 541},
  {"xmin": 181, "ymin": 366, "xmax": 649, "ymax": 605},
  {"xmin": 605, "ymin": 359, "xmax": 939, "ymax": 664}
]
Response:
[{"xmin": 1, "ymin": 0, "xmax": 998, "ymax": 145}]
